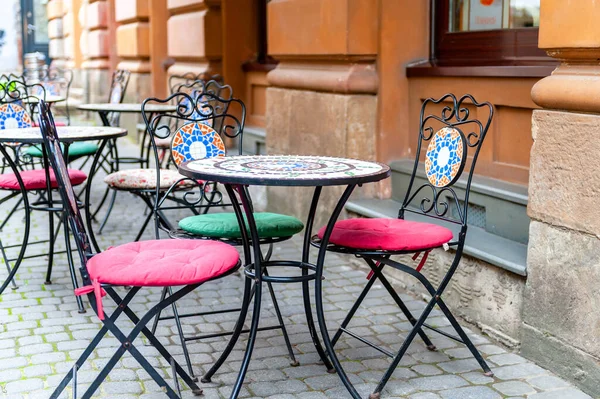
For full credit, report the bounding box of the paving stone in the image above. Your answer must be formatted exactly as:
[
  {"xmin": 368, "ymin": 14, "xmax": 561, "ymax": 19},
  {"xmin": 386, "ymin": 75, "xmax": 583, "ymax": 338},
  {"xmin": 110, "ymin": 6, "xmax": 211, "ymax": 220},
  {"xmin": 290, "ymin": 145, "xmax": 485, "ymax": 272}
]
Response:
[
  {"xmin": 412, "ymin": 364, "xmax": 443, "ymax": 376},
  {"xmin": 488, "ymin": 353, "xmax": 528, "ymax": 366},
  {"xmin": 460, "ymin": 371, "xmax": 495, "ymax": 385},
  {"xmin": 0, "ymin": 368, "xmax": 22, "ymax": 382},
  {"xmin": 437, "ymin": 358, "xmax": 482, "ymax": 374},
  {"xmin": 528, "ymin": 389, "xmax": 593, "ymax": 399},
  {"xmin": 527, "ymin": 375, "xmax": 571, "ymax": 390},
  {"xmin": 5, "ymin": 378, "xmax": 44, "ymax": 393},
  {"xmin": 439, "ymin": 385, "xmax": 502, "ymax": 399},
  {"xmin": 493, "ymin": 363, "xmax": 548, "ymax": 380},
  {"xmin": 23, "ymin": 364, "xmax": 53, "ymax": 378},
  {"xmin": 410, "ymin": 375, "xmax": 469, "ymax": 391},
  {"xmin": 492, "ymin": 381, "xmax": 536, "ymax": 396},
  {"xmin": 101, "ymin": 381, "xmax": 144, "ymax": 395},
  {"xmin": 410, "ymin": 393, "xmax": 442, "ymax": 399}
]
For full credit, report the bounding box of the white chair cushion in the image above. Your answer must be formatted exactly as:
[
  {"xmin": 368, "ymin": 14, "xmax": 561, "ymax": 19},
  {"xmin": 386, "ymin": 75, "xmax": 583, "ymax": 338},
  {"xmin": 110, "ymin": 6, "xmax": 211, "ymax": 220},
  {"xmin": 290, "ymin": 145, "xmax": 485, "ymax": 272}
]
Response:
[{"xmin": 104, "ymin": 168, "xmax": 195, "ymax": 190}]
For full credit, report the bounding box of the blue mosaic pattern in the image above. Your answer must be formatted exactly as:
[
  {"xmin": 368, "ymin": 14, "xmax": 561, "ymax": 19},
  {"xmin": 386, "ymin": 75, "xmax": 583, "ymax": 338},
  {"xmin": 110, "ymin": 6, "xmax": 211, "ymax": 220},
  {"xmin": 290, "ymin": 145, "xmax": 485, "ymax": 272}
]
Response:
[
  {"xmin": 0, "ymin": 103, "xmax": 32, "ymax": 130},
  {"xmin": 425, "ymin": 127, "xmax": 465, "ymax": 187},
  {"xmin": 171, "ymin": 122, "xmax": 225, "ymax": 166}
]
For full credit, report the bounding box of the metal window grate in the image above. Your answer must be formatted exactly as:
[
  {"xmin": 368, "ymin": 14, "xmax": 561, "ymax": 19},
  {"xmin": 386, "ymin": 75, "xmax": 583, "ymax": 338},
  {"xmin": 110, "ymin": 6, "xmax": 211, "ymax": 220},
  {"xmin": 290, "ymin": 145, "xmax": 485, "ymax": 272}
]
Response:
[{"xmin": 450, "ymin": 199, "xmax": 486, "ymax": 229}]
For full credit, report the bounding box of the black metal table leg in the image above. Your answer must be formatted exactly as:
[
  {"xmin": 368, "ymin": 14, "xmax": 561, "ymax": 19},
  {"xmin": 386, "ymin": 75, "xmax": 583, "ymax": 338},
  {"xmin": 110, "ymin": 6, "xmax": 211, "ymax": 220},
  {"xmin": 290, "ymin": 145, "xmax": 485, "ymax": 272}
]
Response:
[{"xmin": 314, "ymin": 184, "xmax": 362, "ymax": 399}]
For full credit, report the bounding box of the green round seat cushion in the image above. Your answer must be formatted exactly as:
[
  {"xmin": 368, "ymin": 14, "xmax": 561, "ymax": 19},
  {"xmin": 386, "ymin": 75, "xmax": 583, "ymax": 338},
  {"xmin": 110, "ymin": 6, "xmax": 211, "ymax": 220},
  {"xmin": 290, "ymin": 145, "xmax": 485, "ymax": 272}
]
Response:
[
  {"xmin": 26, "ymin": 141, "xmax": 99, "ymax": 159},
  {"xmin": 179, "ymin": 212, "xmax": 304, "ymax": 239}
]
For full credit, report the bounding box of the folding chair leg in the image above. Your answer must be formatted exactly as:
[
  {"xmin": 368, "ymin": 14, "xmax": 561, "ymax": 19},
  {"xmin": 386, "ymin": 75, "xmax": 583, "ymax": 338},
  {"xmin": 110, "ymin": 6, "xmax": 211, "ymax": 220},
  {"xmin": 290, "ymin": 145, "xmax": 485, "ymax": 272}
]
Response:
[
  {"xmin": 370, "ymin": 297, "xmax": 438, "ymax": 399},
  {"xmin": 105, "ymin": 287, "xmax": 203, "ymax": 394},
  {"xmin": 45, "ymin": 210, "xmax": 55, "ymax": 284},
  {"xmin": 134, "ymin": 210, "xmax": 153, "ymax": 242},
  {"xmin": 98, "ymin": 189, "xmax": 117, "ymax": 234},
  {"xmin": 0, "ymin": 239, "xmax": 18, "ymax": 290},
  {"xmin": 437, "ymin": 298, "xmax": 492, "ymax": 375},
  {"xmin": 81, "ymin": 285, "xmax": 203, "ymax": 399},
  {"xmin": 202, "ymin": 277, "xmax": 253, "ymax": 383},
  {"xmin": 0, "ymin": 194, "xmax": 22, "ymax": 231},
  {"xmin": 62, "ymin": 217, "xmax": 85, "ymax": 313},
  {"xmin": 150, "ymin": 286, "xmax": 169, "ymax": 335},
  {"xmin": 330, "ymin": 262, "xmax": 380, "ymax": 347},
  {"xmin": 364, "ymin": 258, "xmax": 436, "ymax": 350},
  {"xmin": 50, "ymin": 287, "xmax": 139, "ymax": 398},
  {"xmin": 168, "ymin": 286, "xmax": 196, "ymax": 379},
  {"xmin": 91, "ymin": 186, "xmax": 111, "ymax": 221}
]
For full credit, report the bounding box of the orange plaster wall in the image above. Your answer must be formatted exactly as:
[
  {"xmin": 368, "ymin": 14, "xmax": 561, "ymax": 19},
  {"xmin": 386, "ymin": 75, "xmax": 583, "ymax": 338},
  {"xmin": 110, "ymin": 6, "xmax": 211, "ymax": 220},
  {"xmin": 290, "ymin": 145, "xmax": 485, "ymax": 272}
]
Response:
[
  {"xmin": 377, "ymin": 0, "xmax": 430, "ymax": 165},
  {"xmin": 268, "ymin": 0, "xmax": 377, "ymax": 57},
  {"xmin": 115, "ymin": 0, "xmax": 150, "ymax": 23},
  {"xmin": 167, "ymin": 10, "xmax": 221, "ymax": 59},
  {"xmin": 539, "ymin": 0, "xmax": 600, "ymax": 49},
  {"xmin": 116, "ymin": 22, "xmax": 150, "ymax": 58},
  {"xmin": 87, "ymin": 1, "xmax": 108, "ymax": 29}
]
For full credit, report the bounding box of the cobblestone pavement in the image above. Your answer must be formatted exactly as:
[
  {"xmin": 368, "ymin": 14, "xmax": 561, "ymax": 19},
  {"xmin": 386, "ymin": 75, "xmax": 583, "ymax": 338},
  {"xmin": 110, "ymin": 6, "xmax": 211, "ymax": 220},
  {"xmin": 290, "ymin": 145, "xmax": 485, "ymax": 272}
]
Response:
[{"xmin": 0, "ymin": 140, "xmax": 594, "ymax": 399}]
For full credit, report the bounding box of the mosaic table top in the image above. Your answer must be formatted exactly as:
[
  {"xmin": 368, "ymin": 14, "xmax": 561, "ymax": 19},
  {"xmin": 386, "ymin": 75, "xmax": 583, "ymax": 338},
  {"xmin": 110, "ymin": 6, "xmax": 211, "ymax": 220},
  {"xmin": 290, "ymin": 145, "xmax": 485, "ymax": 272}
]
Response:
[
  {"xmin": 0, "ymin": 126, "xmax": 127, "ymax": 143},
  {"xmin": 78, "ymin": 103, "xmax": 177, "ymax": 113},
  {"xmin": 179, "ymin": 155, "xmax": 390, "ymax": 187}
]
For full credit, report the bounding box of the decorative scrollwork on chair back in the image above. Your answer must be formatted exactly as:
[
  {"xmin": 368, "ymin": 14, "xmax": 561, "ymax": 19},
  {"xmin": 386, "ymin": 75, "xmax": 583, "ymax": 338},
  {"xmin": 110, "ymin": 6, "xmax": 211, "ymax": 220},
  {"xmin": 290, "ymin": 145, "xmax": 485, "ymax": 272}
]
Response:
[{"xmin": 399, "ymin": 93, "xmax": 493, "ymax": 227}]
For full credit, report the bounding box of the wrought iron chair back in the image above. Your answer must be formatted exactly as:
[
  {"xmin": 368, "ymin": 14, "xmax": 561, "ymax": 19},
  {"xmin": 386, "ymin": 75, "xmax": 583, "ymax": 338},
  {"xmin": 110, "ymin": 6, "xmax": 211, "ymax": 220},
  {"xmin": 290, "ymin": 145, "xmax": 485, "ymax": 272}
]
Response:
[
  {"xmin": 0, "ymin": 79, "xmax": 46, "ymax": 123},
  {"xmin": 141, "ymin": 81, "xmax": 245, "ymax": 236},
  {"xmin": 37, "ymin": 67, "xmax": 73, "ymax": 125},
  {"xmin": 0, "ymin": 80, "xmax": 46, "ymax": 168},
  {"xmin": 400, "ymin": 93, "xmax": 493, "ymax": 230},
  {"xmin": 37, "ymin": 100, "xmax": 92, "ymax": 277},
  {"xmin": 143, "ymin": 80, "xmax": 243, "ymax": 167},
  {"xmin": 168, "ymin": 72, "xmax": 224, "ymax": 95},
  {"xmin": 106, "ymin": 69, "xmax": 131, "ymax": 126}
]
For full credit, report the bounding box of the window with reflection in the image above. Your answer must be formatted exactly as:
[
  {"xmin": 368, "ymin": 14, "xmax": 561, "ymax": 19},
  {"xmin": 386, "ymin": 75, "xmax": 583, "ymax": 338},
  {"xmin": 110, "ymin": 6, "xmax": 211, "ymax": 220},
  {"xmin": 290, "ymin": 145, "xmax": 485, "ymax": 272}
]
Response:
[
  {"xmin": 433, "ymin": 0, "xmax": 550, "ymax": 67},
  {"xmin": 449, "ymin": 0, "xmax": 540, "ymax": 32}
]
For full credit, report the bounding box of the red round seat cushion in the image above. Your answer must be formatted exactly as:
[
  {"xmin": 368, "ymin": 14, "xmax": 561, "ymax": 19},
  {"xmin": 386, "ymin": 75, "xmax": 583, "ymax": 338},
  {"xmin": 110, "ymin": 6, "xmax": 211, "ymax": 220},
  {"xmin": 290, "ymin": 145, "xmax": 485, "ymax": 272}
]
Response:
[
  {"xmin": 0, "ymin": 168, "xmax": 87, "ymax": 191},
  {"xmin": 86, "ymin": 239, "xmax": 240, "ymax": 287},
  {"xmin": 317, "ymin": 218, "xmax": 454, "ymax": 252}
]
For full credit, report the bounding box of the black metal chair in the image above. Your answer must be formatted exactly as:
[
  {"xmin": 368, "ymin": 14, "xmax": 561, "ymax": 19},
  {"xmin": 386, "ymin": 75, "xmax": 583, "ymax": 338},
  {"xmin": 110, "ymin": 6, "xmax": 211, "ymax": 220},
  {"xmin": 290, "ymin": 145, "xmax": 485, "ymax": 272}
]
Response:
[
  {"xmin": 89, "ymin": 69, "xmax": 131, "ymax": 232},
  {"xmin": 39, "ymin": 66, "xmax": 74, "ymax": 125},
  {"xmin": 0, "ymin": 81, "xmax": 89, "ymax": 312},
  {"xmin": 168, "ymin": 72, "xmax": 224, "ymax": 94},
  {"xmin": 37, "ymin": 99, "xmax": 242, "ymax": 399},
  {"xmin": 24, "ymin": 67, "xmax": 101, "ymax": 165},
  {"xmin": 312, "ymin": 93, "xmax": 494, "ymax": 399},
  {"xmin": 138, "ymin": 84, "xmax": 302, "ymax": 381}
]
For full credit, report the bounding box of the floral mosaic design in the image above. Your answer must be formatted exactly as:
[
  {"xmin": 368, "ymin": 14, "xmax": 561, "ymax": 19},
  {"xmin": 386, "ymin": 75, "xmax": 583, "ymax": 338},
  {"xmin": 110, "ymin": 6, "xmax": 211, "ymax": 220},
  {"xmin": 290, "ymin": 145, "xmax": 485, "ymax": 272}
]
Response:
[
  {"xmin": 171, "ymin": 122, "xmax": 225, "ymax": 166},
  {"xmin": 424, "ymin": 127, "xmax": 465, "ymax": 187},
  {"xmin": 0, "ymin": 103, "xmax": 32, "ymax": 130}
]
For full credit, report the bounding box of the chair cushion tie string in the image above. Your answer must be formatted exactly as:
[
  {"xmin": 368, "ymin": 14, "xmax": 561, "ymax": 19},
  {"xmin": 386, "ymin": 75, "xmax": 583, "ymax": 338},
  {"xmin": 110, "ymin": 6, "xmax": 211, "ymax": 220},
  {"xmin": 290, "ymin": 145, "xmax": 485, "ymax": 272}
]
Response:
[
  {"xmin": 74, "ymin": 279, "xmax": 107, "ymax": 320},
  {"xmin": 412, "ymin": 250, "xmax": 431, "ymax": 272}
]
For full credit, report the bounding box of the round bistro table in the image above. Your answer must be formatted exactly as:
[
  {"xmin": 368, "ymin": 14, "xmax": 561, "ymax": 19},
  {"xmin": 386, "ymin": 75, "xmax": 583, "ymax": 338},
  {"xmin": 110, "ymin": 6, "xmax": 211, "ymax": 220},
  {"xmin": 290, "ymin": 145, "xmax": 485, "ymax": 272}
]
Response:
[
  {"xmin": 77, "ymin": 103, "xmax": 177, "ymax": 126},
  {"xmin": 179, "ymin": 154, "xmax": 390, "ymax": 399},
  {"xmin": 22, "ymin": 95, "xmax": 66, "ymax": 104},
  {"xmin": 0, "ymin": 126, "xmax": 127, "ymax": 306}
]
